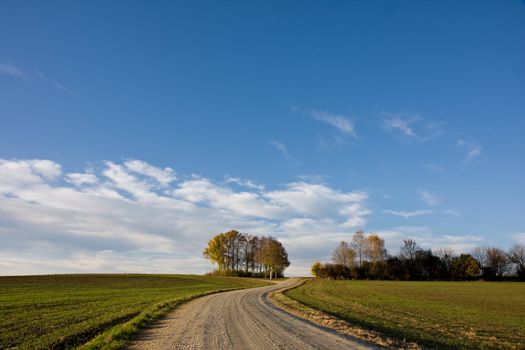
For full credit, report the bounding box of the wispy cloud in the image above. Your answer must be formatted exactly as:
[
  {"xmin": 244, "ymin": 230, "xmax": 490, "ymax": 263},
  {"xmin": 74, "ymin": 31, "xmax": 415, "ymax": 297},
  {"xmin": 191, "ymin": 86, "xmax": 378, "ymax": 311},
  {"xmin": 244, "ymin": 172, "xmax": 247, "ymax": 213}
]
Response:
[
  {"xmin": 382, "ymin": 112, "xmax": 443, "ymax": 142},
  {"xmin": 0, "ymin": 61, "xmax": 76, "ymax": 95},
  {"xmin": 457, "ymin": 139, "xmax": 483, "ymax": 163},
  {"xmin": 0, "ymin": 61, "xmax": 26, "ymax": 79},
  {"xmin": 384, "ymin": 116, "xmax": 417, "ymax": 138},
  {"xmin": 224, "ymin": 175, "xmax": 265, "ymax": 190},
  {"xmin": 35, "ymin": 70, "xmax": 77, "ymax": 96},
  {"xmin": 383, "ymin": 209, "xmax": 434, "ymax": 218},
  {"xmin": 418, "ymin": 189, "xmax": 445, "ymax": 206},
  {"xmin": 309, "ymin": 109, "xmax": 358, "ymax": 139},
  {"xmin": 296, "ymin": 174, "xmax": 329, "ymax": 183},
  {"xmin": 268, "ymin": 140, "xmax": 291, "ymax": 159}
]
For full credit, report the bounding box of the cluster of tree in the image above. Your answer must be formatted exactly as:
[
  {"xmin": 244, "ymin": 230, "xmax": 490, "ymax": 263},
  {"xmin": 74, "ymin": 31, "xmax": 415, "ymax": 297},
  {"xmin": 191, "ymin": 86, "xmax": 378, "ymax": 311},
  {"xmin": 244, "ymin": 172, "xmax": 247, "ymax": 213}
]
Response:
[
  {"xmin": 203, "ymin": 229, "xmax": 290, "ymax": 279},
  {"xmin": 311, "ymin": 231, "xmax": 525, "ymax": 281}
]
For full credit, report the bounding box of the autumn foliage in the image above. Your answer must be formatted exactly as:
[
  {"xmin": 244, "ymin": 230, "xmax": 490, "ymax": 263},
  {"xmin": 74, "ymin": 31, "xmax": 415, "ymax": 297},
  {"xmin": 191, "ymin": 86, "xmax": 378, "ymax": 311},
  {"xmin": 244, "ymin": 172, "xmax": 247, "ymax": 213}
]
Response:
[{"xmin": 203, "ymin": 230, "xmax": 290, "ymax": 279}]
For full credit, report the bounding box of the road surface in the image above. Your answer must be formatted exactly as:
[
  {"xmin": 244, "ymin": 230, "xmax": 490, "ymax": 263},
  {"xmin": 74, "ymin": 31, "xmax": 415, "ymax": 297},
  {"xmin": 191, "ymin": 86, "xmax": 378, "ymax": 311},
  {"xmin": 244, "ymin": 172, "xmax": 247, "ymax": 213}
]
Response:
[{"xmin": 126, "ymin": 278, "xmax": 376, "ymax": 350}]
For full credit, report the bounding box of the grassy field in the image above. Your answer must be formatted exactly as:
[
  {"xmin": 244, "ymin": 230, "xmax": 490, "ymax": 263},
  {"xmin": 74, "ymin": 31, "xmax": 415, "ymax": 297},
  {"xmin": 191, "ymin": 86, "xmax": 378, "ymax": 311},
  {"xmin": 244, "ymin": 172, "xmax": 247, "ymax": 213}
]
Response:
[
  {"xmin": 285, "ymin": 279, "xmax": 525, "ymax": 349},
  {"xmin": 0, "ymin": 274, "xmax": 268, "ymax": 350}
]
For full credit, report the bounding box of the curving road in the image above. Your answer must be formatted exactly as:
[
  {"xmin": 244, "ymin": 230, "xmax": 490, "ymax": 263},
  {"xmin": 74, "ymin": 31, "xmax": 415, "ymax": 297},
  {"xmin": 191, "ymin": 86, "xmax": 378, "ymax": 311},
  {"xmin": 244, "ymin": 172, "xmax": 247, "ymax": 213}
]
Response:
[{"xmin": 126, "ymin": 278, "xmax": 376, "ymax": 350}]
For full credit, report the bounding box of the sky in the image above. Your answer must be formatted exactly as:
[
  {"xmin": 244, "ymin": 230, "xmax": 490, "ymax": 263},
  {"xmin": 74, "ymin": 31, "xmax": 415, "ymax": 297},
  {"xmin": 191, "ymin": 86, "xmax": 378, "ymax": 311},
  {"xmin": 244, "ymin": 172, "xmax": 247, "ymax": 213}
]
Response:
[{"xmin": 1, "ymin": 1, "xmax": 524, "ymax": 276}]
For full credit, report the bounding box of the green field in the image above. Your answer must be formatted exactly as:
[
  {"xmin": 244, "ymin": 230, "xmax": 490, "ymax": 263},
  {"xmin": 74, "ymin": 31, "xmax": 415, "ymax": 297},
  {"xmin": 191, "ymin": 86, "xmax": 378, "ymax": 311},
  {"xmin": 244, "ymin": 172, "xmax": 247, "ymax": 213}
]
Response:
[
  {"xmin": 0, "ymin": 274, "xmax": 268, "ymax": 350},
  {"xmin": 285, "ymin": 279, "xmax": 525, "ymax": 349}
]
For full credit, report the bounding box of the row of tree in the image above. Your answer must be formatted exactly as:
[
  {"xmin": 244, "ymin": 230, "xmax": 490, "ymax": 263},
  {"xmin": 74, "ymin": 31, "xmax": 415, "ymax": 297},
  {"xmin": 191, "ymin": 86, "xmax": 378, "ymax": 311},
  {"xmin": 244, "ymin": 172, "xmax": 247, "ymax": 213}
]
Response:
[
  {"xmin": 203, "ymin": 230, "xmax": 290, "ymax": 279},
  {"xmin": 311, "ymin": 231, "xmax": 525, "ymax": 281}
]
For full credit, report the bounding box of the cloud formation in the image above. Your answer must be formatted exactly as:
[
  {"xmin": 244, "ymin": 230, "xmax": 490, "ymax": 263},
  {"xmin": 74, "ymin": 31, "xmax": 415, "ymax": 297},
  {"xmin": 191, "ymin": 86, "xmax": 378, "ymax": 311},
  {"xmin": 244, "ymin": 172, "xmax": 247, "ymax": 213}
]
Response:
[
  {"xmin": 0, "ymin": 158, "xmax": 370, "ymax": 276},
  {"xmin": 267, "ymin": 140, "xmax": 291, "ymax": 159},
  {"xmin": 382, "ymin": 113, "xmax": 442, "ymax": 142},
  {"xmin": 309, "ymin": 110, "xmax": 358, "ymax": 139},
  {"xmin": 0, "ymin": 61, "xmax": 76, "ymax": 94},
  {"xmin": 383, "ymin": 209, "xmax": 434, "ymax": 218},
  {"xmin": 0, "ymin": 61, "xmax": 25, "ymax": 79},
  {"xmin": 457, "ymin": 139, "xmax": 483, "ymax": 163},
  {"xmin": 418, "ymin": 189, "xmax": 445, "ymax": 206}
]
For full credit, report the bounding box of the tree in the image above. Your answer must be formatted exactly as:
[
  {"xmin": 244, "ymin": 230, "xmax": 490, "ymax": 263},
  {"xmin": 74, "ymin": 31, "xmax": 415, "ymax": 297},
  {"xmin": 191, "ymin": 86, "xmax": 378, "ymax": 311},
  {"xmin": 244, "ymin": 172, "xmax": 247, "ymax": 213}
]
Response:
[
  {"xmin": 332, "ymin": 241, "xmax": 356, "ymax": 268},
  {"xmin": 351, "ymin": 230, "xmax": 368, "ymax": 267},
  {"xmin": 203, "ymin": 233, "xmax": 226, "ymax": 270},
  {"xmin": 257, "ymin": 236, "xmax": 290, "ymax": 279},
  {"xmin": 471, "ymin": 246, "xmax": 488, "ymax": 270},
  {"xmin": 311, "ymin": 261, "xmax": 322, "ymax": 277},
  {"xmin": 366, "ymin": 234, "xmax": 387, "ymax": 263},
  {"xmin": 434, "ymin": 248, "xmax": 455, "ymax": 278},
  {"xmin": 451, "ymin": 254, "xmax": 480, "ymax": 280},
  {"xmin": 485, "ymin": 247, "xmax": 510, "ymax": 279},
  {"xmin": 399, "ymin": 239, "xmax": 421, "ymax": 261},
  {"xmin": 508, "ymin": 244, "xmax": 525, "ymax": 280},
  {"xmin": 203, "ymin": 230, "xmax": 289, "ymax": 278},
  {"xmin": 365, "ymin": 234, "xmax": 387, "ymax": 279}
]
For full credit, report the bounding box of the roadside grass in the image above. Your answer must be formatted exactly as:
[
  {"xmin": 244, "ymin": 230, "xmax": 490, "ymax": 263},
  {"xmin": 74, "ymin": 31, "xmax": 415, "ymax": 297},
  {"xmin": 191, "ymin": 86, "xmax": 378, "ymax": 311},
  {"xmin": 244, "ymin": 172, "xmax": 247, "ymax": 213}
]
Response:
[
  {"xmin": 0, "ymin": 274, "xmax": 269, "ymax": 349},
  {"xmin": 284, "ymin": 279, "xmax": 525, "ymax": 349}
]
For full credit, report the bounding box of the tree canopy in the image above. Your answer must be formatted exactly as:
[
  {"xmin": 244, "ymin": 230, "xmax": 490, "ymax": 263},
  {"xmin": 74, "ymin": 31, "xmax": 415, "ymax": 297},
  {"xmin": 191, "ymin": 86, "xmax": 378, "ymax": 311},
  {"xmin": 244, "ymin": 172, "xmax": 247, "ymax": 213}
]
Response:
[{"xmin": 203, "ymin": 230, "xmax": 290, "ymax": 279}]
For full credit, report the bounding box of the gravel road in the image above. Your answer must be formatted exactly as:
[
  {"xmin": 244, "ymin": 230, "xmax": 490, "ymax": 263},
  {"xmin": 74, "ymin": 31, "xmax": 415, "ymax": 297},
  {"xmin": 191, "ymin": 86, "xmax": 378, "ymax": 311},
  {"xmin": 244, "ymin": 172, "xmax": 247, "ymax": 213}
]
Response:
[{"xmin": 126, "ymin": 278, "xmax": 376, "ymax": 350}]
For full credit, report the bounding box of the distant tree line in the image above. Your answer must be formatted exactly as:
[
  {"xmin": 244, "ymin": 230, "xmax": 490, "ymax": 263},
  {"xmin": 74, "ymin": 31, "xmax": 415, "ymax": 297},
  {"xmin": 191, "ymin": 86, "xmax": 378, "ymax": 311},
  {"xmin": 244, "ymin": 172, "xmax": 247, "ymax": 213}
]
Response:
[
  {"xmin": 311, "ymin": 231, "xmax": 525, "ymax": 281},
  {"xmin": 203, "ymin": 230, "xmax": 290, "ymax": 279}
]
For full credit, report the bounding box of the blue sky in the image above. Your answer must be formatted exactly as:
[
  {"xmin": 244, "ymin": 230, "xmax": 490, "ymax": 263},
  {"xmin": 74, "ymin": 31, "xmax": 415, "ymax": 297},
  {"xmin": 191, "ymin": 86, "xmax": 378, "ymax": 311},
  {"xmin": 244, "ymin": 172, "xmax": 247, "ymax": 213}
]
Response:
[{"xmin": 1, "ymin": 1, "xmax": 524, "ymax": 275}]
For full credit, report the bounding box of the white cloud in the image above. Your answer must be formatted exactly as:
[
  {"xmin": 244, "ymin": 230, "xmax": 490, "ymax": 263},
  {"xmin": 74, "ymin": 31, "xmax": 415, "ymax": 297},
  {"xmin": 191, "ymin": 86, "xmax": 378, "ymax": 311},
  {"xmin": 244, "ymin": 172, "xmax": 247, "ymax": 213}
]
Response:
[
  {"xmin": 418, "ymin": 189, "xmax": 445, "ymax": 206},
  {"xmin": 309, "ymin": 110, "xmax": 358, "ymax": 139},
  {"xmin": 0, "ymin": 61, "xmax": 25, "ymax": 78},
  {"xmin": 457, "ymin": 139, "xmax": 483, "ymax": 163},
  {"xmin": 382, "ymin": 113, "xmax": 442, "ymax": 142},
  {"xmin": 224, "ymin": 176, "xmax": 265, "ymax": 190},
  {"xmin": 66, "ymin": 173, "xmax": 98, "ymax": 186},
  {"xmin": 296, "ymin": 174, "xmax": 328, "ymax": 183},
  {"xmin": 267, "ymin": 140, "xmax": 291, "ymax": 159},
  {"xmin": 124, "ymin": 159, "xmax": 176, "ymax": 186},
  {"xmin": 383, "ymin": 209, "xmax": 433, "ymax": 218},
  {"xmin": 384, "ymin": 116, "xmax": 417, "ymax": 138},
  {"xmin": 0, "ymin": 158, "xmax": 370, "ymax": 276}
]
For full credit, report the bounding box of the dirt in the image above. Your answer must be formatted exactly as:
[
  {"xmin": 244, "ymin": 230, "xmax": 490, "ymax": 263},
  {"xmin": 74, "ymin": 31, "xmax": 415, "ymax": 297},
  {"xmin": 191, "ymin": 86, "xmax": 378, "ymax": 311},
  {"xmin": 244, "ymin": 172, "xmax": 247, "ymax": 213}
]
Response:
[{"xmin": 126, "ymin": 278, "xmax": 378, "ymax": 350}]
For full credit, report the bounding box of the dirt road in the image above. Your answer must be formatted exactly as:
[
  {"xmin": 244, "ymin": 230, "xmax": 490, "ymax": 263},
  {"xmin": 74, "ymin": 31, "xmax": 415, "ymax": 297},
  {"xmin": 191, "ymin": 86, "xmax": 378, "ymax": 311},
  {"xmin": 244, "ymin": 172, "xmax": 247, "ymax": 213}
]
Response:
[{"xmin": 126, "ymin": 278, "xmax": 376, "ymax": 350}]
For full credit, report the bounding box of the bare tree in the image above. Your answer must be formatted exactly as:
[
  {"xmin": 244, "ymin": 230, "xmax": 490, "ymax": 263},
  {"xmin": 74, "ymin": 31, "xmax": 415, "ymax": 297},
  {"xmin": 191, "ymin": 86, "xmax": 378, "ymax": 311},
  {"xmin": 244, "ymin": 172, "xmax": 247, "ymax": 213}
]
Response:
[
  {"xmin": 508, "ymin": 244, "xmax": 525, "ymax": 279},
  {"xmin": 399, "ymin": 239, "xmax": 420, "ymax": 261},
  {"xmin": 351, "ymin": 231, "xmax": 368, "ymax": 267},
  {"xmin": 486, "ymin": 247, "xmax": 510, "ymax": 278},
  {"xmin": 471, "ymin": 246, "xmax": 488, "ymax": 269},
  {"xmin": 435, "ymin": 247, "xmax": 455, "ymax": 275},
  {"xmin": 332, "ymin": 241, "xmax": 356, "ymax": 268}
]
